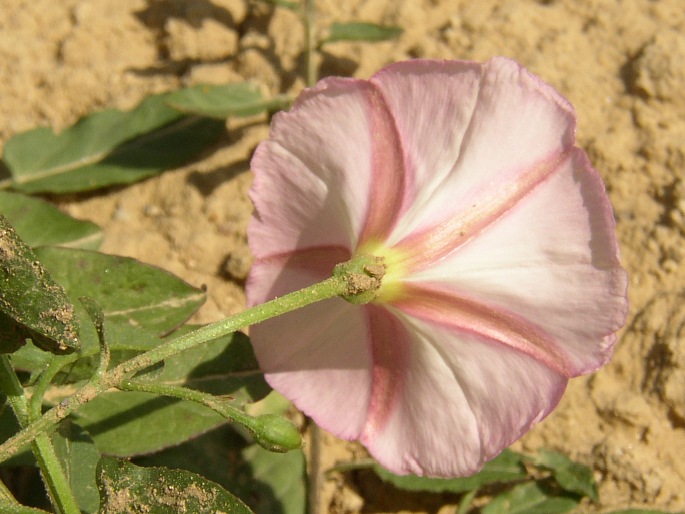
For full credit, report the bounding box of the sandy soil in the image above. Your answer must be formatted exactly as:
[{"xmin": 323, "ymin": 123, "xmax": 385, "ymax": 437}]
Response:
[{"xmin": 1, "ymin": 0, "xmax": 684, "ymax": 512}]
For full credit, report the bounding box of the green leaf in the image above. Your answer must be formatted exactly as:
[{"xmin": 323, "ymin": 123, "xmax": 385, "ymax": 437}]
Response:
[
  {"xmin": 137, "ymin": 420, "xmax": 306, "ymax": 514},
  {"xmin": 11, "ymin": 316, "xmax": 162, "ymax": 379},
  {"xmin": 240, "ymin": 443, "xmax": 306, "ymax": 514},
  {"xmin": 166, "ymin": 83, "xmax": 290, "ymax": 119},
  {"xmin": 96, "ymin": 456, "xmax": 253, "ymax": 513},
  {"xmin": 74, "ymin": 391, "xmax": 227, "ymax": 457},
  {"xmin": 51, "ymin": 421, "xmax": 101, "ymax": 513},
  {"xmin": 34, "ymin": 247, "xmax": 205, "ymax": 335},
  {"xmin": 0, "ymin": 191, "xmax": 102, "ymax": 249},
  {"xmin": 457, "ymin": 489, "xmax": 478, "ymax": 514},
  {"xmin": 73, "ymin": 332, "xmax": 269, "ymax": 456},
  {"xmin": 10, "ymin": 247, "xmax": 204, "ymax": 377},
  {"xmin": 133, "ymin": 424, "xmax": 247, "ymax": 490},
  {"xmin": 3, "ymin": 94, "xmax": 224, "ymax": 193},
  {"xmin": 533, "ymin": 450, "xmax": 599, "ymax": 502},
  {"xmin": 0, "ymin": 215, "xmax": 80, "ymax": 354},
  {"xmin": 159, "ymin": 329, "xmax": 268, "ymax": 399},
  {"xmin": 372, "ymin": 449, "xmax": 527, "ymax": 493},
  {"xmin": 482, "ymin": 481, "xmax": 579, "ymax": 514},
  {"xmin": 321, "ymin": 22, "xmax": 403, "ymax": 45}
]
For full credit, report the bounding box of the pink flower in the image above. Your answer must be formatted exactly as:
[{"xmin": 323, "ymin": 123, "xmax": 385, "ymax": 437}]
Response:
[{"xmin": 247, "ymin": 57, "xmax": 628, "ymax": 477}]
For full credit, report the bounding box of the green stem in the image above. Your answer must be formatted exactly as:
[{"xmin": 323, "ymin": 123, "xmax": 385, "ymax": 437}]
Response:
[
  {"xmin": 28, "ymin": 355, "xmax": 79, "ymax": 420},
  {"xmin": 0, "ymin": 356, "xmax": 28, "ymax": 427},
  {"xmin": 304, "ymin": 0, "xmax": 317, "ymax": 86},
  {"xmin": 457, "ymin": 489, "xmax": 478, "ymax": 514},
  {"xmin": 119, "ymin": 378, "xmax": 301, "ymax": 452},
  {"xmin": 0, "ymin": 478, "xmax": 16, "ymax": 503},
  {"xmin": 308, "ymin": 422, "xmax": 322, "ymax": 514},
  {"xmin": 0, "ymin": 260, "xmax": 376, "ymax": 462},
  {"xmin": 0, "ymin": 356, "xmax": 80, "ymax": 514},
  {"xmin": 118, "ymin": 379, "xmax": 254, "ymax": 430}
]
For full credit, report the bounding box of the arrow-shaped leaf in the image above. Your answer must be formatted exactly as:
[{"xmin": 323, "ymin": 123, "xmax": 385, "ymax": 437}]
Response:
[
  {"xmin": 3, "ymin": 94, "xmax": 224, "ymax": 193},
  {"xmin": 166, "ymin": 83, "xmax": 291, "ymax": 119},
  {"xmin": 0, "ymin": 191, "xmax": 102, "ymax": 249},
  {"xmin": 320, "ymin": 22, "xmax": 403, "ymax": 45}
]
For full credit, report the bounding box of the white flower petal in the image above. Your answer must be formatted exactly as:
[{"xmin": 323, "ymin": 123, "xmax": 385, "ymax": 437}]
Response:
[
  {"xmin": 390, "ymin": 57, "xmax": 576, "ymax": 247},
  {"xmin": 248, "ymin": 253, "xmax": 373, "ymax": 439},
  {"xmin": 409, "ymin": 149, "xmax": 628, "ymax": 375},
  {"xmin": 362, "ymin": 312, "xmax": 566, "ymax": 477}
]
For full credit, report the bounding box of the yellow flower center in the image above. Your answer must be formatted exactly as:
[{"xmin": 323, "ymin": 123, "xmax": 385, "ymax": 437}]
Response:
[{"xmin": 355, "ymin": 240, "xmax": 408, "ymax": 303}]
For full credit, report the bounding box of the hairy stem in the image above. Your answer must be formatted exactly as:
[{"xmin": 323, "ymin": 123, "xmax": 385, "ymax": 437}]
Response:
[
  {"xmin": 118, "ymin": 379, "xmax": 254, "ymax": 430},
  {"xmin": 0, "ymin": 355, "xmax": 80, "ymax": 514},
  {"xmin": 0, "ymin": 255, "xmax": 382, "ymax": 461}
]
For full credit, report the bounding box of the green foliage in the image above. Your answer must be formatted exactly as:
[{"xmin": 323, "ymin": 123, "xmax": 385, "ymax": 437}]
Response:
[
  {"xmin": 166, "ymin": 83, "xmax": 291, "ymax": 119},
  {"xmin": 533, "ymin": 449, "xmax": 598, "ymax": 502},
  {"xmin": 232, "ymin": 393, "xmax": 306, "ymax": 514},
  {"xmin": 10, "ymin": 246, "xmax": 205, "ymax": 375},
  {"xmin": 73, "ymin": 332, "xmax": 270, "ymax": 456},
  {"xmin": 320, "ymin": 22, "xmax": 403, "ymax": 45},
  {"xmin": 238, "ymin": 442, "xmax": 306, "ymax": 514},
  {"xmin": 2, "ymin": 94, "xmax": 224, "ymax": 193},
  {"xmin": 51, "ymin": 421, "xmax": 101, "ymax": 513},
  {"xmin": 96, "ymin": 456, "xmax": 253, "ymax": 513},
  {"xmin": 135, "ymin": 419, "xmax": 307, "ymax": 514},
  {"xmin": 361, "ymin": 448, "xmax": 617, "ymax": 513},
  {"xmin": 372, "ymin": 449, "xmax": 527, "ymax": 493},
  {"xmin": 0, "ymin": 191, "xmax": 102, "ymax": 249},
  {"xmin": 0, "ymin": 216, "xmax": 80, "ymax": 355},
  {"xmin": 36, "ymin": 246, "xmax": 205, "ymax": 336},
  {"xmin": 481, "ymin": 481, "xmax": 579, "ymax": 514}
]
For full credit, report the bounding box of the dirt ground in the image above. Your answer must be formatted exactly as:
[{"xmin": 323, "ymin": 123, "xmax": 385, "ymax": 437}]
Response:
[{"xmin": 1, "ymin": 0, "xmax": 684, "ymax": 512}]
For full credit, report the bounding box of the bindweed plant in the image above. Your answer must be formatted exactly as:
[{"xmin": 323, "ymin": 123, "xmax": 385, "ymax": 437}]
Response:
[{"xmin": 0, "ymin": 1, "xmax": 654, "ymax": 513}]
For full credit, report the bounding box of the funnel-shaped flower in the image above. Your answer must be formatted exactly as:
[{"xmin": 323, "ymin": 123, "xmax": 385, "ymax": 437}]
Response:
[{"xmin": 247, "ymin": 57, "xmax": 628, "ymax": 477}]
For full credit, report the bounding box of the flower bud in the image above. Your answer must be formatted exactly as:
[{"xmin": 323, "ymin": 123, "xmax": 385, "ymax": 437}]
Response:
[{"xmin": 250, "ymin": 414, "xmax": 302, "ymax": 453}]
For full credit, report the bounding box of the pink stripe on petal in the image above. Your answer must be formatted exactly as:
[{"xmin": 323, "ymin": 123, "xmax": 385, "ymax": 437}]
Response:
[
  {"xmin": 409, "ymin": 149, "xmax": 628, "ymax": 375},
  {"xmin": 387, "ymin": 57, "xmax": 578, "ymax": 256},
  {"xmin": 259, "ymin": 76, "xmax": 414, "ymax": 249},
  {"xmin": 398, "ymin": 150, "xmax": 567, "ymax": 271},
  {"xmin": 370, "ymin": 60, "xmax": 483, "ymax": 234},
  {"xmin": 362, "ymin": 314, "xmax": 567, "ymax": 476},
  {"xmin": 393, "ymin": 284, "xmax": 575, "ymax": 376},
  {"xmin": 361, "ymin": 306, "xmax": 412, "ymax": 441},
  {"xmin": 358, "ymin": 86, "xmax": 408, "ymax": 244}
]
